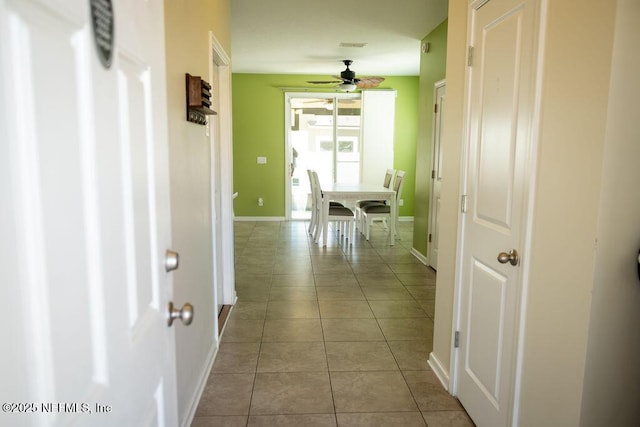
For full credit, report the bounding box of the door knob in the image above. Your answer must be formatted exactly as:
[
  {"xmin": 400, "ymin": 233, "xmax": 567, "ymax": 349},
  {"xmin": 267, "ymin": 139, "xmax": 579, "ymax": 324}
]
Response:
[
  {"xmin": 497, "ymin": 249, "xmax": 519, "ymax": 266},
  {"xmin": 165, "ymin": 250, "xmax": 179, "ymax": 272},
  {"xmin": 168, "ymin": 302, "xmax": 194, "ymax": 326}
]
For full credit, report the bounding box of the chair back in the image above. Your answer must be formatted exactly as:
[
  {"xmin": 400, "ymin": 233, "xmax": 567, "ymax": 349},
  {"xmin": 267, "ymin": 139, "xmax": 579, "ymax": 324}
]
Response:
[
  {"xmin": 393, "ymin": 170, "xmax": 406, "ymax": 203},
  {"xmin": 383, "ymin": 169, "xmax": 395, "ymax": 188},
  {"xmin": 308, "ymin": 170, "xmax": 322, "ymax": 209}
]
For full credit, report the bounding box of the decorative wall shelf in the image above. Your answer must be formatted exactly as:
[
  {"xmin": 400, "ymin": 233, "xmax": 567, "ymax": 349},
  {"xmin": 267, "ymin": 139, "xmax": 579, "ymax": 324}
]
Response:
[{"xmin": 186, "ymin": 73, "xmax": 217, "ymax": 125}]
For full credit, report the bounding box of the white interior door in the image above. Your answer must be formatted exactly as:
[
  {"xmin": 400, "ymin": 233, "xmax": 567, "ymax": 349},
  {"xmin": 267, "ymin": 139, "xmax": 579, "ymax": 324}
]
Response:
[
  {"xmin": 0, "ymin": 0, "xmax": 178, "ymax": 425},
  {"xmin": 428, "ymin": 80, "xmax": 446, "ymax": 270},
  {"xmin": 456, "ymin": 0, "xmax": 537, "ymax": 426}
]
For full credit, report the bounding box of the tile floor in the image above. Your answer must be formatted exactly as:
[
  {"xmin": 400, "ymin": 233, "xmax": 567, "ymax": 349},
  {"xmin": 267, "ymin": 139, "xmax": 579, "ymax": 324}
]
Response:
[{"xmin": 192, "ymin": 221, "xmax": 475, "ymax": 426}]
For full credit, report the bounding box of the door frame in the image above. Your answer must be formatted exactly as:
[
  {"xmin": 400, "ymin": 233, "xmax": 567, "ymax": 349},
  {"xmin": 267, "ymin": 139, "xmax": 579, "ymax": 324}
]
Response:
[
  {"xmin": 448, "ymin": 0, "xmax": 545, "ymax": 424},
  {"xmin": 284, "ymin": 91, "xmax": 360, "ymax": 221},
  {"xmin": 208, "ymin": 33, "xmax": 236, "ymax": 312},
  {"xmin": 427, "ymin": 79, "xmax": 446, "ymax": 269}
]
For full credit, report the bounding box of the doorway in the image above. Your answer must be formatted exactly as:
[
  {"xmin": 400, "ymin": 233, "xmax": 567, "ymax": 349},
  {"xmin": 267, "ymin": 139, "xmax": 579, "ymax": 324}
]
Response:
[
  {"xmin": 428, "ymin": 80, "xmax": 446, "ymax": 270},
  {"xmin": 285, "ymin": 93, "xmax": 362, "ymax": 220}
]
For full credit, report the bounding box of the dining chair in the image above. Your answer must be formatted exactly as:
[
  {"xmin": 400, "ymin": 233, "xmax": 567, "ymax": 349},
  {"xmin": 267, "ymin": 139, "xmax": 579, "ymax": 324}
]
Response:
[
  {"xmin": 306, "ymin": 169, "xmax": 345, "ymax": 238},
  {"xmin": 355, "ymin": 168, "xmax": 395, "ymax": 231},
  {"xmin": 360, "ymin": 170, "xmax": 405, "ymax": 241},
  {"xmin": 309, "ymin": 170, "xmax": 355, "ymax": 243}
]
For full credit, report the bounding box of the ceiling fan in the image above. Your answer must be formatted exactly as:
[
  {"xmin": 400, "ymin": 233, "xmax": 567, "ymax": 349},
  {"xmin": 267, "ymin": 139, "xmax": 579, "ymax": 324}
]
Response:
[{"xmin": 307, "ymin": 60, "xmax": 385, "ymax": 91}]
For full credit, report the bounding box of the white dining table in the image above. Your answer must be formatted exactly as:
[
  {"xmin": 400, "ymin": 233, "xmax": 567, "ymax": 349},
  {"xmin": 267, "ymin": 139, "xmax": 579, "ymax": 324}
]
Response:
[{"xmin": 319, "ymin": 183, "xmax": 396, "ymax": 247}]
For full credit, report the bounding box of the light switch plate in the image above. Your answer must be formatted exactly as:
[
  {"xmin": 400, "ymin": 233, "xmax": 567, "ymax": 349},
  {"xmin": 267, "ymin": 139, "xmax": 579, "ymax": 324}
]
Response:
[{"xmin": 257, "ymin": 156, "xmax": 267, "ymax": 164}]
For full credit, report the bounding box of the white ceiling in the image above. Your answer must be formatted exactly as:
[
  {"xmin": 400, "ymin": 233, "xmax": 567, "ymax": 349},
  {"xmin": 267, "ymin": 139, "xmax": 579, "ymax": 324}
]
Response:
[{"xmin": 230, "ymin": 0, "xmax": 449, "ymax": 77}]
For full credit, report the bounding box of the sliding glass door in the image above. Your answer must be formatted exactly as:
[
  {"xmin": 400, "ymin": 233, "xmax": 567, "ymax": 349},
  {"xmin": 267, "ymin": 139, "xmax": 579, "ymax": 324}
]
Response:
[{"xmin": 286, "ymin": 93, "xmax": 361, "ymax": 220}]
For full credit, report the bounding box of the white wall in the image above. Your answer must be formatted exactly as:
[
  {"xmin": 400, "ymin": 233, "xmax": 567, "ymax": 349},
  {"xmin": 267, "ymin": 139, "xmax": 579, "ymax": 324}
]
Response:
[
  {"xmin": 163, "ymin": 0, "xmax": 231, "ymax": 423},
  {"xmin": 579, "ymin": 1, "xmax": 640, "ymax": 425}
]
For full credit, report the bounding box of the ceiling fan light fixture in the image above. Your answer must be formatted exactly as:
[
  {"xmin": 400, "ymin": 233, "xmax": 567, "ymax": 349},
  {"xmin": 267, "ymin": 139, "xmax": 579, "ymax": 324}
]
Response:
[{"xmin": 338, "ymin": 83, "xmax": 358, "ymax": 92}]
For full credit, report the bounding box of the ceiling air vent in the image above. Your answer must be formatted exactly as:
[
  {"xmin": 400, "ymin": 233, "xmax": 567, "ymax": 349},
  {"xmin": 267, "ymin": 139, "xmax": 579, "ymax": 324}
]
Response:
[{"xmin": 339, "ymin": 42, "xmax": 368, "ymax": 48}]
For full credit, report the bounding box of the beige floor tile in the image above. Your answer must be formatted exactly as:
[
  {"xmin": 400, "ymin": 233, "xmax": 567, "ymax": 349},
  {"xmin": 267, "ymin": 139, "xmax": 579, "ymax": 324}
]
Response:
[
  {"xmin": 250, "ymin": 372, "xmax": 335, "ymax": 415},
  {"xmin": 397, "ymin": 273, "xmax": 437, "ymax": 286},
  {"xmin": 354, "ymin": 273, "xmax": 403, "ymax": 287},
  {"xmin": 318, "ymin": 300, "xmax": 374, "ymax": 319},
  {"xmin": 235, "ymin": 285, "xmax": 271, "ymax": 302},
  {"xmin": 361, "ymin": 286, "xmax": 414, "ymax": 301},
  {"xmin": 325, "ymin": 341, "xmax": 398, "ymax": 371},
  {"xmin": 331, "ymin": 371, "xmax": 417, "ymax": 412},
  {"xmin": 377, "ymin": 318, "xmax": 434, "ymax": 341},
  {"xmin": 314, "ymin": 274, "xmax": 359, "ymax": 287},
  {"xmin": 368, "ymin": 300, "xmax": 428, "ymax": 318},
  {"xmin": 221, "ymin": 319, "xmax": 265, "ymax": 343},
  {"xmin": 191, "ymin": 416, "xmax": 248, "ymax": 426},
  {"xmin": 229, "ymin": 301, "xmax": 267, "ymax": 320},
  {"xmin": 195, "ymin": 374, "xmax": 254, "ymax": 416},
  {"xmin": 418, "ymin": 300, "xmax": 436, "ymax": 318},
  {"xmin": 269, "ymin": 286, "xmax": 317, "ymax": 301},
  {"xmin": 349, "ymin": 263, "xmax": 393, "ymax": 275},
  {"xmin": 403, "ymin": 370, "xmax": 464, "ymax": 411},
  {"xmin": 316, "ymin": 286, "xmax": 366, "ymax": 301},
  {"xmin": 406, "ymin": 286, "xmax": 437, "ymax": 300},
  {"xmin": 387, "ymin": 341, "xmax": 433, "ymax": 370},
  {"xmin": 234, "ymin": 264, "xmax": 274, "ymax": 275},
  {"xmin": 266, "ymin": 300, "xmax": 319, "ymax": 319},
  {"xmin": 271, "ymin": 273, "xmax": 315, "ymax": 287},
  {"xmin": 421, "ymin": 411, "xmax": 476, "ymax": 427},
  {"xmin": 344, "ymin": 253, "xmax": 384, "ymax": 264},
  {"xmin": 388, "ymin": 263, "xmax": 432, "ymax": 274},
  {"xmin": 248, "ymin": 414, "xmax": 337, "ymax": 426},
  {"xmin": 336, "ymin": 412, "xmax": 426, "ymax": 427},
  {"xmin": 313, "ymin": 263, "xmax": 354, "ymax": 275},
  {"xmin": 195, "ymin": 221, "xmax": 475, "ymax": 424},
  {"xmin": 262, "ymin": 319, "xmax": 324, "ymax": 342},
  {"xmin": 321, "ymin": 319, "xmax": 385, "ymax": 341},
  {"xmin": 213, "ymin": 342, "xmax": 260, "ymax": 373},
  {"xmin": 273, "ymin": 262, "xmax": 314, "ymax": 275},
  {"xmin": 257, "ymin": 342, "xmax": 328, "ymax": 372}
]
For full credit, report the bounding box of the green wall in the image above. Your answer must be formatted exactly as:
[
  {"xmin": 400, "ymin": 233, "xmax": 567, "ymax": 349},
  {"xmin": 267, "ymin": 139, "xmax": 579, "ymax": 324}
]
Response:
[
  {"xmin": 232, "ymin": 74, "xmax": 419, "ymax": 218},
  {"xmin": 412, "ymin": 19, "xmax": 448, "ymax": 258}
]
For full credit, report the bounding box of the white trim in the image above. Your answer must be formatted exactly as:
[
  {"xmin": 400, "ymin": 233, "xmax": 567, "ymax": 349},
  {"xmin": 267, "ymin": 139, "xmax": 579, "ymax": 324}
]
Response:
[
  {"xmin": 428, "ymin": 352, "xmax": 451, "ymax": 392},
  {"xmin": 180, "ymin": 341, "xmax": 219, "ymax": 427},
  {"xmin": 411, "ymin": 248, "xmax": 428, "ymax": 265},
  {"xmin": 208, "ymin": 33, "xmax": 235, "ymax": 308},
  {"xmin": 234, "ymin": 216, "xmax": 287, "ymax": 222}
]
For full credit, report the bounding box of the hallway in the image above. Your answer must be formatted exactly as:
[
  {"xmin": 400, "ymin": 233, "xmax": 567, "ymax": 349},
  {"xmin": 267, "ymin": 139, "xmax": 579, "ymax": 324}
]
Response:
[{"xmin": 192, "ymin": 221, "xmax": 474, "ymax": 426}]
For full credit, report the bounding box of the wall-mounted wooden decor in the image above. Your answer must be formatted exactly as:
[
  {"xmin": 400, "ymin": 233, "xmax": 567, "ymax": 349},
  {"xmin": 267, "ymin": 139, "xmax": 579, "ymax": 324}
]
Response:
[{"xmin": 186, "ymin": 73, "xmax": 217, "ymax": 125}]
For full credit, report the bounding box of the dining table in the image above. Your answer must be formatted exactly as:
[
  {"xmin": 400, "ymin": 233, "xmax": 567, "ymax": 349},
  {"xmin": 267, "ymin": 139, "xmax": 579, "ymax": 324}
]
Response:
[{"xmin": 320, "ymin": 183, "xmax": 397, "ymax": 247}]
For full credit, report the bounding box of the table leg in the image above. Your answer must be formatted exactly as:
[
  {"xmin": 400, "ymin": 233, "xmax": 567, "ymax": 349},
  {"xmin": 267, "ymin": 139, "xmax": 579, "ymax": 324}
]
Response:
[
  {"xmin": 322, "ymin": 197, "xmax": 329, "ymax": 246},
  {"xmin": 389, "ymin": 194, "xmax": 396, "ymax": 246}
]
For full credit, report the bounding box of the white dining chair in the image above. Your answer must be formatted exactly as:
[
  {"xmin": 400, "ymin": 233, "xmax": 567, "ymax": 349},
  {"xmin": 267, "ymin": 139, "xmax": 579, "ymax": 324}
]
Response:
[
  {"xmin": 355, "ymin": 168, "xmax": 395, "ymax": 232},
  {"xmin": 360, "ymin": 170, "xmax": 405, "ymax": 241},
  {"xmin": 309, "ymin": 170, "xmax": 355, "ymax": 243}
]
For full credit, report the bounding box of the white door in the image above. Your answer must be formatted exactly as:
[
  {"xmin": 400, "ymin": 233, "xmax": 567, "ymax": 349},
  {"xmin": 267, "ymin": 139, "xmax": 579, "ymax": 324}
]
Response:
[
  {"xmin": 0, "ymin": 0, "xmax": 179, "ymax": 425},
  {"xmin": 428, "ymin": 80, "xmax": 446, "ymax": 270},
  {"xmin": 456, "ymin": 0, "xmax": 538, "ymax": 425}
]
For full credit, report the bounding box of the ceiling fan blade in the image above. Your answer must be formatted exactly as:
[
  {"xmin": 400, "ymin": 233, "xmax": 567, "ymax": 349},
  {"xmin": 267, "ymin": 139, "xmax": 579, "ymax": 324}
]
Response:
[{"xmin": 356, "ymin": 77, "xmax": 385, "ymax": 89}]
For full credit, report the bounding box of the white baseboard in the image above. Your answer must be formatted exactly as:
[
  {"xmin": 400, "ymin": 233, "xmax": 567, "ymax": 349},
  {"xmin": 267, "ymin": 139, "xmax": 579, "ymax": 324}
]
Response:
[
  {"xmin": 181, "ymin": 341, "xmax": 219, "ymax": 427},
  {"xmin": 234, "ymin": 216, "xmax": 286, "ymax": 221},
  {"xmin": 428, "ymin": 352, "xmax": 451, "ymax": 393},
  {"xmin": 411, "ymin": 248, "xmax": 428, "ymax": 265},
  {"xmin": 399, "ymin": 216, "xmax": 414, "ymax": 222}
]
